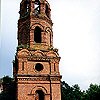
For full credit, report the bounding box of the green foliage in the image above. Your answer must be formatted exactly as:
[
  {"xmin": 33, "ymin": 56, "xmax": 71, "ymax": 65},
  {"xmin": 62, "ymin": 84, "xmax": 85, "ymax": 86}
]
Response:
[
  {"xmin": 0, "ymin": 76, "xmax": 16, "ymax": 100},
  {"xmin": 17, "ymin": 44, "xmax": 29, "ymax": 50},
  {"xmin": 61, "ymin": 81, "xmax": 100, "ymax": 100},
  {"xmin": 61, "ymin": 81, "xmax": 83, "ymax": 100},
  {"xmin": 84, "ymin": 84, "xmax": 100, "ymax": 100}
]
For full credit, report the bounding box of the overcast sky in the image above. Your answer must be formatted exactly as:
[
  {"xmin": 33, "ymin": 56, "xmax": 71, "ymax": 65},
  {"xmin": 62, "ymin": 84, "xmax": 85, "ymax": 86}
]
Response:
[{"xmin": 0, "ymin": 0, "xmax": 100, "ymax": 90}]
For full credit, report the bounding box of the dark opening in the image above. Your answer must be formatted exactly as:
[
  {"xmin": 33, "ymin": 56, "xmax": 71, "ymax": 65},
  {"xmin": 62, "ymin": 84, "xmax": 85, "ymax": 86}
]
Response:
[
  {"xmin": 35, "ymin": 63, "xmax": 43, "ymax": 71},
  {"xmin": 22, "ymin": 62, "xmax": 24, "ymax": 70},
  {"xmin": 34, "ymin": 26, "xmax": 42, "ymax": 43},
  {"xmin": 24, "ymin": 1, "xmax": 29, "ymax": 13},
  {"xmin": 45, "ymin": 4, "xmax": 50, "ymax": 18},
  {"xmin": 26, "ymin": 3, "xmax": 29, "ymax": 12},
  {"xmin": 35, "ymin": 90, "xmax": 44, "ymax": 100},
  {"xmin": 54, "ymin": 63, "xmax": 56, "ymax": 71},
  {"xmin": 34, "ymin": 0, "xmax": 40, "ymax": 15},
  {"xmin": 20, "ymin": 1, "xmax": 29, "ymax": 18}
]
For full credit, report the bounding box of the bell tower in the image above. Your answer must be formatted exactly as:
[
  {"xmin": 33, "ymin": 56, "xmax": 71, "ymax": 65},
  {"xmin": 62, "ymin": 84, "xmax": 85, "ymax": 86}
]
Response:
[{"xmin": 13, "ymin": 0, "xmax": 62, "ymax": 100}]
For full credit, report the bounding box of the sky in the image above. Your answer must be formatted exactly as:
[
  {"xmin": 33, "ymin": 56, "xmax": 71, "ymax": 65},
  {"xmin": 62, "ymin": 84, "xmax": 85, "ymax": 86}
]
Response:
[{"xmin": 0, "ymin": 0, "xmax": 100, "ymax": 90}]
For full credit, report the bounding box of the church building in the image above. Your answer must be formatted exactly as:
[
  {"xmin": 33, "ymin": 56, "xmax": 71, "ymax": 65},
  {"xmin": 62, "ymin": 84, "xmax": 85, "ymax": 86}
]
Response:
[{"xmin": 13, "ymin": 0, "xmax": 62, "ymax": 100}]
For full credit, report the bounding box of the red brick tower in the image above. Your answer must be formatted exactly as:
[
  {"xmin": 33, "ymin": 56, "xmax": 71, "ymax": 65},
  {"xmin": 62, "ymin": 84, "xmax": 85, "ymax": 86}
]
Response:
[{"xmin": 13, "ymin": 0, "xmax": 62, "ymax": 100}]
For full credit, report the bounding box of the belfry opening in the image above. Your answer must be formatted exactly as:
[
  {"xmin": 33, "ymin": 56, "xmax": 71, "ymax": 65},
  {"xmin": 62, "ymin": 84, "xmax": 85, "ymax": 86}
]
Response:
[
  {"xmin": 34, "ymin": 26, "xmax": 42, "ymax": 43},
  {"xmin": 34, "ymin": 0, "xmax": 40, "ymax": 15}
]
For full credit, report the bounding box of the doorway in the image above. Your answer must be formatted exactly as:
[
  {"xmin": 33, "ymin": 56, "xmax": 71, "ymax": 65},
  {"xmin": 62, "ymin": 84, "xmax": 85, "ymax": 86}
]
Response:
[{"xmin": 35, "ymin": 90, "xmax": 44, "ymax": 100}]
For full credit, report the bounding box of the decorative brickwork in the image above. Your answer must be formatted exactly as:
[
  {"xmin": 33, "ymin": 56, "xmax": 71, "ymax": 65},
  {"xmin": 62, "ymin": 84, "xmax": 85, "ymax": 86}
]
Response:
[{"xmin": 13, "ymin": 0, "xmax": 62, "ymax": 100}]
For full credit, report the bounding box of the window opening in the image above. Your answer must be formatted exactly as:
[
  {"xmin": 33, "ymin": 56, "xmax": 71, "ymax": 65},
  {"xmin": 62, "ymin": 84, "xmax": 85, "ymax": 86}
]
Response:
[
  {"xmin": 34, "ymin": 0, "xmax": 40, "ymax": 15},
  {"xmin": 50, "ymin": 32, "xmax": 51, "ymax": 45},
  {"xmin": 35, "ymin": 90, "xmax": 44, "ymax": 100},
  {"xmin": 22, "ymin": 62, "xmax": 24, "ymax": 70},
  {"xmin": 26, "ymin": 3, "xmax": 29, "ymax": 12},
  {"xmin": 35, "ymin": 63, "xmax": 43, "ymax": 71},
  {"xmin": 34, "ymin": 26, "xmax": 42, "ymax": 43},
  {"xmin": 24, "ymin": 1, "xmax": 29, "ymax": 13},
  {"xmin": 54, "ymin": 63, "xmax": 56, "ymax": 71}
]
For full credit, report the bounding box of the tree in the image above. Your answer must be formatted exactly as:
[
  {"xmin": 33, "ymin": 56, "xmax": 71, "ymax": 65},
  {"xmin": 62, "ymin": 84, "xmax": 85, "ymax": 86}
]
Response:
[
  {"xmin": 84, "ymin": 84, "xmax": 100, "ymax": 100},
  {"xmin": 0, "ymin": 76, "xmax": 16, "ymax": 100},
  {"xmin": 61, "ymin": 81, "xmax": 100, "ymax": 100},
  {"xmin": 72, "ymin": 84, "xmax": 83, "ymax": 100},
  {"xmin": 61, "ymin": 81, "xmax": 73, "ymax": 100},
  {"xmin": 61, "ymin": 81, "xmax": 83, "ymax": 100}
]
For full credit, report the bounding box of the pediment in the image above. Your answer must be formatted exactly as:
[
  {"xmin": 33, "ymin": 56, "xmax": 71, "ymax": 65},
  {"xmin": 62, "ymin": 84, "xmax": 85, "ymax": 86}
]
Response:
[
  {"xmin": 33, "ymin": 50, "xmax": 44, "ymax": 57},
  {"xmin": 18, "ymin": 49, "xmax": 29, "ymax": 57},
  {"xmin": 47, "ymin": 51, "xmax": 58, "ymax": 57}
]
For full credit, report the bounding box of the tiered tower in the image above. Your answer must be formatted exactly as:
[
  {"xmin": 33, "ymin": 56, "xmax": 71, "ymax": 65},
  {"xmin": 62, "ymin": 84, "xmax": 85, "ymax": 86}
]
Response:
[{"xmin": 13, "ymin": 0, "xmax": 62, "ymax": 100}]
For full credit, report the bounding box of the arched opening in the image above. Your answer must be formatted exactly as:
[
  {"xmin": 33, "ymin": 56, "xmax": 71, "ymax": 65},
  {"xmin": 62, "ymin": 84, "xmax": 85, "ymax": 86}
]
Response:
[
  {"xmin": 20, "ymin": 0, "xmax": 29, "ymax": 18},
  {"xmin": 34, "ymin": 26, "xmax": 42, "ymax": 43},
  {"xmin": 24, "ymin": 0, "xmax": 29, "ymax": 13},
  {"xmin": 35, "ymin": 90, "xmax": 44, "ymax": 100},
  {"xmin": 26, "ymin": 3, "xmax": 29, "ymax": 12},
  {"xmin": 34, "ymin": 0, "xmax": 40, "ymax": 15}
]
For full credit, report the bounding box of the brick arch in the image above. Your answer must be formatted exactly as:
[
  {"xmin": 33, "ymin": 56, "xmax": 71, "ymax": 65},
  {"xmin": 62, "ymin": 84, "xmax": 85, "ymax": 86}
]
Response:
[
  {"xmin": 33, "ymin": 50, "xmax": 45, "ymax": 57},
  {"xmin": 18, "ymin": 49, "xmax": 29, "ymax": 57},
  {"xmin": 45, "ymin": 27, "xmax": 53, "ymax": 45},
  {"xmin": 30, "ymin": 86, "xmax": 48, "ymax": 95},
  {"xmin": 47, "ymin": 51, "xmax": 59, "ymax": 57},
  {"xmin": 30, "ymin": 23, "xmax": 44, "ymax": 31},
  {"xmin": 45, "ymin": 27, "xmax": 52, "ymax": 33}
]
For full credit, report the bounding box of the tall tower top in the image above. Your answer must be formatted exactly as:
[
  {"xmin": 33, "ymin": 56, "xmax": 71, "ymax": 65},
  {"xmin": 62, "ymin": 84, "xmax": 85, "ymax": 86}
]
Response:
[
  {"xmin": 19, "ymin": 0, "xmax": 51, "ymax": 20},
  {"xmin": 18, "ymin": 0, "xmax": 53, "ymax": 50}
]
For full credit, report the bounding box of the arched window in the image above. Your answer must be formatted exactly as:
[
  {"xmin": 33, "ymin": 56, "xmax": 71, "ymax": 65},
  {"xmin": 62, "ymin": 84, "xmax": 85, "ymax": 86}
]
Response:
[
  {"xmin": 34, "ymin": 0, "xmax": 40, "ymax": 15},
  {"xmin": 24, "ymin": 1, "xmax": 29, "ymax": 13},
  {"xmin": 35, "ymin": 90, "xmax": 44, "ymax": 100},
  {"xmin": 26, "ymin": 3, "xmax": 29, "ymax": 12},
  {"xmin": 34, "ymin": 26, "xmax": 42, "ymax": 43},
  {"xmin": 20, "ymin": 0, "xmax": 29, "ymax": 18}
]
